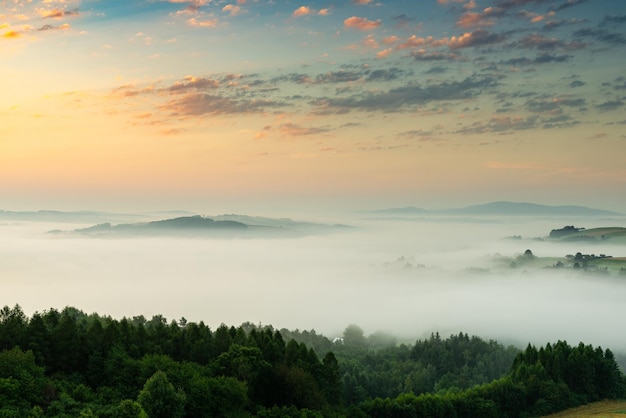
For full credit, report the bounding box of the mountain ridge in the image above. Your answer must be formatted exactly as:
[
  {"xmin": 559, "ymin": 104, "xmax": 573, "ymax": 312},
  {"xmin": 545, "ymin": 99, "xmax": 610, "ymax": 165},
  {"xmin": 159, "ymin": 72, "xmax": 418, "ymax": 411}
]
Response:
[{"xmin": 367, "ymin": 201, "xmax": 623, "ymax": 217}]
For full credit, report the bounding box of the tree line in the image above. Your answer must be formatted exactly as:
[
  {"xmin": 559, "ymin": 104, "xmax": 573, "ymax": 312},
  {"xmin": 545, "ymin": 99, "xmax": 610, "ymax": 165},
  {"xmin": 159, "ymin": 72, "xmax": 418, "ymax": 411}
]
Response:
[{"xmin": 1, "ymin": 304, "xmax": 624, "ymax": 417}]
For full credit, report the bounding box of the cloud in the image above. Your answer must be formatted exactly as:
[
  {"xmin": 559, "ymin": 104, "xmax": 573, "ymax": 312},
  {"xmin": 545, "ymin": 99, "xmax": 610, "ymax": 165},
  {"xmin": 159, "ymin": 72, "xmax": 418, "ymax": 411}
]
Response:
[
  {"xmin": 411, "ymin": 50, "xmax": 460, "ymax": 61},
  {"xmin": 311, "ymin": 76, "xmax": 497, "ymax": 113},
  {"xmin": 516, "ymin": 10, "xmax": 545, "ymax": 23},
  {"xmin": 38, "ymin": 23, "xmax": 71, "ymax": 31},
  {"xmin": 187, "ymin": 17, "xmax": 218, "ymax": 27},
  {"xmin": 2, "ymin": 30, "xmax": 21, "ymax": 39},
  {"xmin": 162, "ymin": 93, "xmax": 284, "ymax": 116},
  {"xmin": 353, "ymin": 0, "xmax": 373, "ymax": 4},
  {"xmin": 447, "ymin": 29, "xmax": 506, "ymax": 49},
  {"xmin": 344, "ymin": 16, "xmax": 381, "ymax": 31},
  {"xmin": 279, "ymin": 123, "xmax": 329, "ymax": 136},
  {"xmin": 168, "ymin": 76, "xmax": 220, "ymax": 92},
  {"xmin": 37, "ymin": 8, "xmax": 79, "ymax": 19},
  {"xmin": 516, "ymin": 34, "xmax": 585, "ymax": 51},
  {"xmin": 457, "ymin": 12, "xmax": 495, "ymax": 28},
  {"xmin": 292, "ymin": 6, "xmax": 312, "ymax": 17},
  {"xmin": 518, "ymin": 34, "xmax": 563, "ymax": 50},
  {"xmin": 494, "ymin": 0, "xmax": 549, "ymax": 12},
  {"xmin": 503, "ymin": 53, "xmax": 572, "ymax": 66},
  {"xmin": 524, "ymin": 97, "xmax": 586, "ymax": 113},
  {"xmin": 395, "ymin": 30, "xmax": 505, "ymax": 51},
  {"xmin": 542, "ymin": 18, "xmax": 586, "ymax": 31},
  {"xmin": 376, "ymin": 48, "xmax": 393, "ymax": 59},
  {"xmin": 168, "ymin": 0, "xmax": 210, "ymax": 10},
  {"xmin": 315, "ymin": 71, "xmax": 362, "ymax": 84},
  {"xmin": 222, "ymin": 5, "xmax": 241, "ymax": 16},
  {"xmin": 573, "ymin": 28, "xmax": 626, "ymax": 45},
  {"xmin": 569, "ymin": 80, "xmax": 585, "ymax": 88},
  {"xmin": 600, "ymin": 15, "xmax": 626, "ymax": 26},
  {"xmin": 552, "ymin": 0, "xmax": 589, "ymax": 12},
  {"xmin": 455, "ymin": 115, "xmax": 539, "ymax": 134},
  {"xmin": 382, "ymin": 35, "xmax": 399, "ymax": 45},
  {"xmin": 365, "ymin": 68, "xmax": 406, "ymax": 82},
  {"xmin": 596, "ymin": 100, "xmax": 624, "ymax": 112},
  {"xmin": 362, "ymin": 34, "xmax": 379, "ymax": 49}
]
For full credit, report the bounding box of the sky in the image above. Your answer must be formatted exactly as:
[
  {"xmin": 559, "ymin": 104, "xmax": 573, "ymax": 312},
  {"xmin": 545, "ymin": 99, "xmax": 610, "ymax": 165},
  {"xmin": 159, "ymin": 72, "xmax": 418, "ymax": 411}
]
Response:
[{"xmin": 2, "ymin": 0, "xmax": 626, "ymax": 214}]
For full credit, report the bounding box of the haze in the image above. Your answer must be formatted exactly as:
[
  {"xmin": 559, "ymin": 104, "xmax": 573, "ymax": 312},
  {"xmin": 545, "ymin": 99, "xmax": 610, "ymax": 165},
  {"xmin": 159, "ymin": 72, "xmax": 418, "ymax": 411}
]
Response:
[{"xmin": 3, "ymin": 212, "xmax": 626, "ymax": 355}]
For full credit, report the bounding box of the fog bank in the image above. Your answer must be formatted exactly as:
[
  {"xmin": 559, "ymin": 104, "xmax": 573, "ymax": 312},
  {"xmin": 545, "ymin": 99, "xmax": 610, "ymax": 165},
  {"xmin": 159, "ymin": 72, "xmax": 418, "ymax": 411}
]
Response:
[{"xmin": 2, "ymin": 214, "xmax": 626, "ymax": 353}]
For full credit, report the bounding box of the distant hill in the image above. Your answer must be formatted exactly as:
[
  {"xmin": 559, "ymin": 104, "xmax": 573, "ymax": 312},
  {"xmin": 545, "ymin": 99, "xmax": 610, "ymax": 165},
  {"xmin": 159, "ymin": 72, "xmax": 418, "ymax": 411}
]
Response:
[
  {"xmin": 449, "ymin": 201, "xmax": 623, "ymax": 216},
  {"xmin": 62, "ymin": 215, "xmax": 351, "ymax": 238},
  {"xmin": 367, "ymin": 201, "xmax": 623, "ymax": 217},
  {"xmin": 548, "ymin": 226, "xmax": 626, "ymax": 244}
]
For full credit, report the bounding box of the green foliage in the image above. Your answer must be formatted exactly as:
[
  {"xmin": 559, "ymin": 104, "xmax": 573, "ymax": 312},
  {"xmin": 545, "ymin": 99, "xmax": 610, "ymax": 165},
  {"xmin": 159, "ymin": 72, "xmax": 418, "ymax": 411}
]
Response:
[
  {"xmin": 116, "ymin": 399, "xmax": 148, "ymax": 418},
  {"xmin": 137, "ymin": 370, "xmax": 186, "ymax": 418},
  {"xmin": 0, "ymin": 305, "xmax": 624, "ymax": 417}
]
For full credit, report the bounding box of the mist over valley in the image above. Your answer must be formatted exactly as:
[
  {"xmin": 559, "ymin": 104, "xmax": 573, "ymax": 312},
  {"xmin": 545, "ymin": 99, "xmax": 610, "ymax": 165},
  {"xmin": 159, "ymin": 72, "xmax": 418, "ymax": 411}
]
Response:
[{"xmin": 3, "ymin": 202, "xmax": 626, "ymax": 357}]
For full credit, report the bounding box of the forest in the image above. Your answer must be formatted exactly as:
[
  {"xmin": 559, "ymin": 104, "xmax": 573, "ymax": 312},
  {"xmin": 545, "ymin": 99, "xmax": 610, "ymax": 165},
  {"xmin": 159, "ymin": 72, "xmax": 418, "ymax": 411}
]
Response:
[{"xmin": 1, "ymin": 304, "xmax": 624, "ymax": 417}]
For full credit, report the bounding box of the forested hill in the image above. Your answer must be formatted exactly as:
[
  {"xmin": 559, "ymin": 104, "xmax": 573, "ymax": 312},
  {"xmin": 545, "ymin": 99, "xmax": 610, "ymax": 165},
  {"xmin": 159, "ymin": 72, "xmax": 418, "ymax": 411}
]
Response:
[
  {"xmin": 60, "ymin": 215, "xmax": 350, "ymax": 238},
  {"xmin": 1, "ymin": 305, "xmax": 624, "ymax": 417}
]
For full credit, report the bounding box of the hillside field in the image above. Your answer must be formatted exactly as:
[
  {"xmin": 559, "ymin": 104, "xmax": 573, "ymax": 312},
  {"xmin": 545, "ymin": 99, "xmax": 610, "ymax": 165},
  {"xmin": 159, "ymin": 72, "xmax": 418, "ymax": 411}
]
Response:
[{"xmin": 543, "ymin": 400, "xmax": 626, "ymax": 417}]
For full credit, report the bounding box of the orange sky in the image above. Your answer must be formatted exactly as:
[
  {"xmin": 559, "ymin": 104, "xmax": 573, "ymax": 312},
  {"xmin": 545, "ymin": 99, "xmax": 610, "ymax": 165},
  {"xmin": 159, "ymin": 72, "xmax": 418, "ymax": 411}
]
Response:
[{"xmin": 2, "ymin": 0, "xmax": 626, "ymax": 213}]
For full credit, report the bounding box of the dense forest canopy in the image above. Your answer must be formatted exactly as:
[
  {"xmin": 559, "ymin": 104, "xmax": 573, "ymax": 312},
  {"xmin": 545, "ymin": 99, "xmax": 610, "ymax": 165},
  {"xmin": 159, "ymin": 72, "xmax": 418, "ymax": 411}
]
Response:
[{"xmin": 1, "ymin": 304, "xmax": 624, "ymax": 417}]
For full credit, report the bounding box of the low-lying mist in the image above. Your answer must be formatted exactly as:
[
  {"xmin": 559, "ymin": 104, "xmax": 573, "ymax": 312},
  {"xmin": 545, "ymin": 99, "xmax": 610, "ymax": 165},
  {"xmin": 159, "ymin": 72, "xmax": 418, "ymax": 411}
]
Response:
[{"xmin": 3, "ymin": 213, "xmax": 626, "ymax": 354}]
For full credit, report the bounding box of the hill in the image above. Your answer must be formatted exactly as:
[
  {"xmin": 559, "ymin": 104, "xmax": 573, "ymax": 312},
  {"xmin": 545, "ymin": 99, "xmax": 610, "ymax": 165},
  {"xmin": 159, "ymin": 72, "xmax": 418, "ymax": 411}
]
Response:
[
  {"xmin": 449, "ymin": 201, "xmax": 623, "ymax": 216},
  {"xmin": 549, "ymin": 226, "xmax": 626, "ymax": 244},
  {"xmin": 542, "ymin": 400, "xmax": 626, "ymax": 417},
  {"xmin": 367, "ymin": 201, "xmax": 623, "ymax": 217},
  {"xmin": 62, "ymin": 214, "xmax": 351, "ymax": 238}
]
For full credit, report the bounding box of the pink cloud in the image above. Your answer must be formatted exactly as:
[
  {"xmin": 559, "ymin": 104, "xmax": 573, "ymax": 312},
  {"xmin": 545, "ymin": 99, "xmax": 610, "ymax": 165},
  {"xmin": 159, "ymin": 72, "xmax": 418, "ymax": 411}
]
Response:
[
  {"xmin": 292, "ymin": 6, "xmax": 312, "ymax": 17},
  {"xmin": 222, "ymin": 5, "xmax": 241, "ymax": 16},
  {"xmin": 187, "ymin": 17, "xmax": 218, "ymax": 27},
  {"xmin": 362, "ymin": 34, "xmax": 379, "ymax": 49},
  {"xmin": 344, "ymin": 16, "xmax": 381, "ymax": 31},
  {"xmin": 376, "ymin": 48, "xmax": 393, "ymax": 59},
  {"xmin": 382, "ymin": 35, "xmax": 399, "ymax": 45},
  {"xmin": 457, "ymin": 11, "xmax": 494, "ymax": 28}
]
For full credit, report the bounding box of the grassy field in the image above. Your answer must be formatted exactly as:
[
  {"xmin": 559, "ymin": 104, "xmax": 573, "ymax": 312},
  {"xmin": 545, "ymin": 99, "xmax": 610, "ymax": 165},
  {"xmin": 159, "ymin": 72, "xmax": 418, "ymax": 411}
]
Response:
[
  {"xmin": 542, "ymin": 400, "xmax": 626, "ymax": 417},
  {"xmin": 557, "ymin": 227, "xmax": 626, "ymax": 244}
]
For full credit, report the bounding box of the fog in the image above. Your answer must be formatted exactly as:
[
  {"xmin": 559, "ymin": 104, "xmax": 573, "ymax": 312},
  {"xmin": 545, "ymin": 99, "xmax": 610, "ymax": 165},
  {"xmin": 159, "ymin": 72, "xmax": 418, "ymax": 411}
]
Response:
[{"xmin": 2, "ymin": 213, "xmax": 626, "ymax": 354}]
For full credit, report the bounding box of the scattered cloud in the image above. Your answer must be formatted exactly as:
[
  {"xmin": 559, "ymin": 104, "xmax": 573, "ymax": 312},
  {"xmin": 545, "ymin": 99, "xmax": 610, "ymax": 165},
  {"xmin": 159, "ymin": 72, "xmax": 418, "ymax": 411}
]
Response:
[
  {"xmin": 524, "ymin": 97, "xmax": 586, "ymax": 113},
  {"xmin": 3, "ymin": 30, "xmax": 21, "ymax": 39},
  {"xmin": 600, "ymin": 15, "xmax": 626, "ymax": 26},
  {"xmin": 37, "ymin": 8, "xmax": 79, "ymax": 19},
  {"xmin": 344, "ymin": 16, "xmax": 381, "ymax": 31},
  {"xmin": 292, "ymin": 6, "xmax": 312, "ymax": 18},
  {"xmin": 596, "ymin": 100, "xmax": 624, "ymax": 112},
  {"xmin": 503, "ymin": 53, "xmax": 572, "ymax": 66},
  {"xmin": 447, "ymin": 29, "xmax": 506, "ymax": 49},
  {"xmin": 279, "ymin": 123, "xmax": 330, "ymax": 136},
  {"xmin": 187, "ymin": 17, "xmax": 218, "ymax": 27},
  {"xmin": 222, "ymin": 5, "xmax": 241, "ymax": 16},
  {"xmin": 168, "ymin": 76, "xmax": 220, "ymax": 92},
  {"xmin": 457, "ymin": 12, "xmax": 495, "ymax": 29},
  {"xmin": 573, "ymin": 28, "xmax": 626, "ymax": 45},
  {"xmin": 311, "ymin": 76, "xmax": 497, "ymax": 113},
  {"xmin": 162, "ymin": 93, "xmax": 283, "ymax": 116},
  {"xmin": 569, "ymin": 80, "xmax": 585, "ymax": 88},
  {"xmin": 552, "ymin": 0, "xmax": 590, "ymax": 12}
]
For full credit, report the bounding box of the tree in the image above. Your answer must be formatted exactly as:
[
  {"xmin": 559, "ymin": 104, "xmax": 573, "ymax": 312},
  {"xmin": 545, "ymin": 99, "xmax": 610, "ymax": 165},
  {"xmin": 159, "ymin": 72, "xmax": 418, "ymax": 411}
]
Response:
[
  {"xmin": 116, "ymin": 399, "xmax": 148, "ymax": 418},
  {"xmin": 343, "ymin": 325, "xmax": 366, "ymax": 347},
  {"xmin": 137, "ymin": 371, "xmax": 186, "ymax": 418}
]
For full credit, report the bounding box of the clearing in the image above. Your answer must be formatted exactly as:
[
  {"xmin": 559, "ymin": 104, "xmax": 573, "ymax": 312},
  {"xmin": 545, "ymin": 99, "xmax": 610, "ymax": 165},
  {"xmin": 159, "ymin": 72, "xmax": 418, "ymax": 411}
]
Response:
[{"xmin": 543, "ymin": 400, "xmax": 626, "ymax": 417}]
